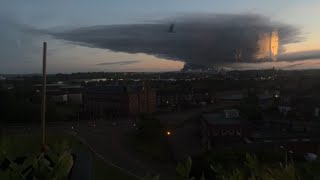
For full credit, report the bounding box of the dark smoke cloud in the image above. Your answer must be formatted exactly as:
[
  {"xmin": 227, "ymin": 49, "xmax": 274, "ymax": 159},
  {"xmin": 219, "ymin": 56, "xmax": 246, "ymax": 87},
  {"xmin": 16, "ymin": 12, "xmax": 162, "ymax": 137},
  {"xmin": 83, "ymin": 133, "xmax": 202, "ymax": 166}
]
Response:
[
  {"xmin": 50, "ymin": 14, "xmax": 304, "ymax": 69},
  {"xmin": 96, "ymin": 60, "xmax": 140, "ymax": 66}
]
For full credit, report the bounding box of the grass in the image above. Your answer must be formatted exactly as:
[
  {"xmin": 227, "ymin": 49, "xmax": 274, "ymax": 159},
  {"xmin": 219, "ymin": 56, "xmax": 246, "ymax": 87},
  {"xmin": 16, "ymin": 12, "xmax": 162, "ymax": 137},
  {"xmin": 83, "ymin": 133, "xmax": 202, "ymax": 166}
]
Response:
[
  {"xmin": 0, "ymin": 134, "xmax": 83, "ymax": 155},
  {"xmin": 128, "ymin": 131, "xmax": 173, "ymax": 163},
  {"xmin": 0, "ymin": 133, "xmax": 138, "ymax": 180},
  {"xmin": 93, "ymin": 157, "xmax": 138, "ymax": 180},
  {"xmin": 128, "ymin": 117, "xmax": 174, "ymax": 163}
]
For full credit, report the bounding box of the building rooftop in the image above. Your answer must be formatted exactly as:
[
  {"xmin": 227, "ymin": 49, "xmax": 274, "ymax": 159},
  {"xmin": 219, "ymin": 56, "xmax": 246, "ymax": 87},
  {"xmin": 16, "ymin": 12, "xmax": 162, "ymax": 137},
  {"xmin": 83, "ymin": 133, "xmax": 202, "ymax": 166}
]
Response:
[
  {"xmin": 202, "ymin": 113, "xmax": 243, "ymax": 125},
  {"xmin": 258, "ymin": 94, "xmax": 273, "ymax": 100},
  {"xmin": 86, "ymin": 85, "xmax": 142, "ymax": 94},
  {"xmin": 219, "ymin": 94, "xmax": 244, "ymax": 100}
]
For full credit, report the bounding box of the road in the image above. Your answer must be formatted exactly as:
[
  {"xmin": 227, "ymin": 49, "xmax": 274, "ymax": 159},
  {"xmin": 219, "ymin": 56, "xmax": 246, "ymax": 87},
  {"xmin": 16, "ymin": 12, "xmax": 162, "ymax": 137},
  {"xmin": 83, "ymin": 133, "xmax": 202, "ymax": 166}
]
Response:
[{"xmin": 72, "ymin": 120, "xmax": 176, "ymax": 179}]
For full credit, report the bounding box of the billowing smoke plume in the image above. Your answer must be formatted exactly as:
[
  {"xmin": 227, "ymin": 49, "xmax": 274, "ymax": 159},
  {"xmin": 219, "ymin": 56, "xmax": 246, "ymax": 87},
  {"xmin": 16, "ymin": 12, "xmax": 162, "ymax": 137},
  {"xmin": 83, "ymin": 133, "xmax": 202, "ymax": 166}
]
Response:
[{"xmin": 50, "ymin": 14, "xmax": 303, "ymax": 69}]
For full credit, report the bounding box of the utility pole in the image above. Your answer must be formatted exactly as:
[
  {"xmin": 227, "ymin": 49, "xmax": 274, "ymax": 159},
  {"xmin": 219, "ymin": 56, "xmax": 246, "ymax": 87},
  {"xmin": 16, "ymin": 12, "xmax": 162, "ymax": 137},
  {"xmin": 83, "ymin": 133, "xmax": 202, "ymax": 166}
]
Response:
[{"xmin": 41, "ymin": 42, "xmax": 47, "ymax": 145}]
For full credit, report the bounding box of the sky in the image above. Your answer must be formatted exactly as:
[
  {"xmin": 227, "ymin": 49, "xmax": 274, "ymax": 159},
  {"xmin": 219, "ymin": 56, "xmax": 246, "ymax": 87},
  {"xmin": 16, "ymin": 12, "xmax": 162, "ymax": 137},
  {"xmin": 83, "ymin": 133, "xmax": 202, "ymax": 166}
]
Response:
[{"xmin": 0, "ymin": 0, "xmax": 320, "ymax": 73}]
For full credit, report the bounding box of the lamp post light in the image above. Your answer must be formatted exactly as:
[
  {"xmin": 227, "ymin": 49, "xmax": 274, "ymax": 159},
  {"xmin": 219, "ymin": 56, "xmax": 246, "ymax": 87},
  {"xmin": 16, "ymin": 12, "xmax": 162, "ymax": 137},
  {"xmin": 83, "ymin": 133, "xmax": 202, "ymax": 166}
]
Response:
[{"xmin": 166, "ymin": 131, "xmax": 171, "ymax": 136}]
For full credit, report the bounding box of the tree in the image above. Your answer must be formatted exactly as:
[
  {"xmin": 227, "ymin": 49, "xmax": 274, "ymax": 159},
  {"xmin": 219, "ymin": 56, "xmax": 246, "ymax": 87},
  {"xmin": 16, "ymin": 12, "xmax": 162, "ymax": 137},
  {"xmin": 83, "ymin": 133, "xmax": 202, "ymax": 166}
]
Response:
[
  {"xmin": 136, "ymin": 116, "xmax": 163, "ymax": 142},
  {"xmin": 0, "ymin": 140, "xmax": 74, "ymax": 180},
  {"xmin": 176, "ymin": 156, "xmax": 195, "ymax": 180},
  {"xmin": 239, "ymin": 91, "xmax": 262, "ymax": 122}
]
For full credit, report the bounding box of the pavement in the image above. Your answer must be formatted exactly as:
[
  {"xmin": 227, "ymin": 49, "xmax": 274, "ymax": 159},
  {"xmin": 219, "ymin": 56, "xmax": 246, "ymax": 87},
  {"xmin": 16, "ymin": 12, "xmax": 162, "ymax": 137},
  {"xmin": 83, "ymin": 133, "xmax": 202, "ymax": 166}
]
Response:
[{"xmin": 71, "ymin": 148, "xmax": 93, "ymax": 180}]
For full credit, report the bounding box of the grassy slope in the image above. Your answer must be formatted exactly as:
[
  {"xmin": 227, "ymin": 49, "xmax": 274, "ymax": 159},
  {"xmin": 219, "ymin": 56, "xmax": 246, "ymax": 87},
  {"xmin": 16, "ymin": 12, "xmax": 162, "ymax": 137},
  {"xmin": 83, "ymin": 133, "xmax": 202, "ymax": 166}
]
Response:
[
  {"xmin": 93, "ymin": 157, "xmax": 137, "ymax": 180},
  {"xmin": 0, "ymin": 134, "xmax": 137, "ymax": 180}
]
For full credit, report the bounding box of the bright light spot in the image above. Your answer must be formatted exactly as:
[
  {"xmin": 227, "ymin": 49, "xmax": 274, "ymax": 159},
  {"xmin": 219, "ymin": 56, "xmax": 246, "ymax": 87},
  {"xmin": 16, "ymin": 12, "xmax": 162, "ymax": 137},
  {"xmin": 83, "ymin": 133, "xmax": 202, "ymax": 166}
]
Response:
[
  {"xmin": 271, "ymin": 31, "xmax": 279, "ymax": 60},
  {"xmin": 256, "ymin": 31, "xmax": 279, "ymax": 61},
  {"xmin": 166, "ymin": 131, "xmax": 171, "ymax": 136}
]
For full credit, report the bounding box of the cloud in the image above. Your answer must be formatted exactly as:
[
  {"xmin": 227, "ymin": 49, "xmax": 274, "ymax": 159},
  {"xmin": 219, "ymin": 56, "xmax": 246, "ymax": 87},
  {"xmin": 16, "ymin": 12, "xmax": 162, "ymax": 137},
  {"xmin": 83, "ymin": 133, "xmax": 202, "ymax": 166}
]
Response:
[
  {"xmin": 50, "ymin": 14, "xmax": 305, "ymax": 69},
  {"xmin": 0, "ymin": 16, "xmax": 41, "ymax": 67},
  {"xmin": 282, "ymin": 62, "xmax": 308, "ymax": 69},
  {"xmin": 96, "ymin": 60, "xmax": 140, "ymax": 66},
  {"xmin": 278, "ymin": 50, "xmax": 320, "ymax": 62}
]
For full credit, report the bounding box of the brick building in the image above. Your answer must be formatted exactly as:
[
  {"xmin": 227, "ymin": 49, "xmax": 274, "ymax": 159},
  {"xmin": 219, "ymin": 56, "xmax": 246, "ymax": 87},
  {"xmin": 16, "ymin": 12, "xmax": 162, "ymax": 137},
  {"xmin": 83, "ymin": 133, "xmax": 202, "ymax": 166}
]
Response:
[
  {"xmin": 83, "ymin": 85, "xmax": 156, "ymax": 119},
  {"xmin": 157, "ymin": 87, "xmax": 211, "ymax": 108},
  {"xmin": 201, "ymin": 109, "xmax": 252, "ymax": 149}
]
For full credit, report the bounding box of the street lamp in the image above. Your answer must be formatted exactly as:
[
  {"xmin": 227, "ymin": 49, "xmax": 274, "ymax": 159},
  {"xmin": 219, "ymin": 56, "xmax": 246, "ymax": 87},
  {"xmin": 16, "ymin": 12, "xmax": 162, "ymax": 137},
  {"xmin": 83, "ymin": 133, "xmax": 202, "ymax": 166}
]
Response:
[{"xmin": 166, "ymin": 131, "xmax": 171, "ymax": 136}]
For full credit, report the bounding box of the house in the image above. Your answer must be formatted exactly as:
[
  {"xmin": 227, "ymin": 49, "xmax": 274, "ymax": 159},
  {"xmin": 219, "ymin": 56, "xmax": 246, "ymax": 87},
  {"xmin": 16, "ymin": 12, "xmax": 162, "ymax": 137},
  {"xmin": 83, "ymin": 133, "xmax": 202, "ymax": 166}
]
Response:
[
  {"xmin": 215, "ymin": 90, "xmax": 274, "ymax": 109},
  {"xmin": 156, "ymin": 87, "xmax": 211, "ymax": 109},
  {"xmin": 278, "ymin": 106, "xmax": 292, "ymax": 116},
  {"xmin": 201, "ymin": 109, "xmax": 252, "ymax": 149},
  {"xmin": 33, "ymin": 84, "xmax": 83, "ymax": 105}
]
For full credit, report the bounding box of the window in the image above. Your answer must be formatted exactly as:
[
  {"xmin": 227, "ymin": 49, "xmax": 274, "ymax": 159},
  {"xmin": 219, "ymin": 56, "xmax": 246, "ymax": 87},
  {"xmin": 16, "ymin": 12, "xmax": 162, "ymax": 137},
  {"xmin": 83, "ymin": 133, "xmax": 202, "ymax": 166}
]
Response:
[
  {"xmin": 213, "ymin": 129, "xmax": 220, "ymax": 136},
  {"xmin": 229, "ymin": 129, "xmax": 235, "ymax": 135},
  {"xmin": 221, "ymin": 129, "xmax": 227, "ymax": 135},
  {"xmin": 236, "ymin": 129, "xmax": 242, "ymax": 136}
]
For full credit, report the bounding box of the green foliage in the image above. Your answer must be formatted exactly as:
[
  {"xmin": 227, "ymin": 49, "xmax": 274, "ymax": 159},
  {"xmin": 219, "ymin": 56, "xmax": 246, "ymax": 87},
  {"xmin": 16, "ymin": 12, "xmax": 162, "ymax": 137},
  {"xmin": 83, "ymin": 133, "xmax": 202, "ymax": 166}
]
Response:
[
  {"xmin": 239, "ymin": 90, "xmax": 263, "ymax": 121},
  {"xmin": 207, "ymin": 150, "xmax": 244, "ymax": 171},
  {"xmin": 270, "ymin": 164, "xmax": 298, "ymax": 180},
  {"xmin": 176, "ymin": 156, "xmax": 195, "ymax": 180},
  {"xmin": 215, "ymin": 153, "xmax": 300, "ymax": 180},
  {"xmin": 0, "ymin": 140, "xmax": 74, "ymax": 180},
  {"xmin": 131, "ymin": 117, "xmax": 172, "ymax": 162},
  {"xmin": 170, "ymin": 153, "xmax": 320, "ymax": 180},
  {"xmin": 302, "ymin": 158, "xmax": 320, "ymax": 180},
  {"xmin": 221, "ymin": 169, "xmax": 245, "ymax": 180},
  {"xmin": 244, "ymin": 153, "xmax": 261, "ymax": 177},
  {"xmin": 51, "ymin": 151, "xmax": 74, "ymax": 179},
  {"xmin": 0, "ymin": 81, "xmax": 79, "ymax": 123},
  {"xmin": 136, "ymin": 117, "xmax": 163, "ymax": 142}
]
